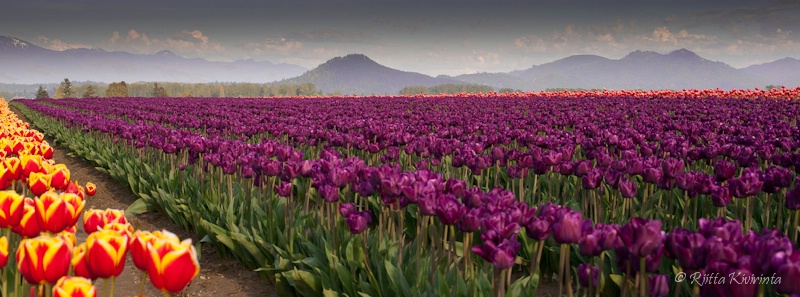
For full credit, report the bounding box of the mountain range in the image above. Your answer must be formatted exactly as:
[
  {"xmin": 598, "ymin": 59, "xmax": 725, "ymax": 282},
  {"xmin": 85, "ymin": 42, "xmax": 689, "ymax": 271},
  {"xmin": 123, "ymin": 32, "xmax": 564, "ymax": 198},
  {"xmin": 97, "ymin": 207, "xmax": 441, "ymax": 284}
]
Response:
[
  {"xmin": 2, "ymin": 35, "xmax": 800, "ymax": 94},
  {"xmin": 0, "ymin": 36, "xmax": 307, "ymax": 84}
]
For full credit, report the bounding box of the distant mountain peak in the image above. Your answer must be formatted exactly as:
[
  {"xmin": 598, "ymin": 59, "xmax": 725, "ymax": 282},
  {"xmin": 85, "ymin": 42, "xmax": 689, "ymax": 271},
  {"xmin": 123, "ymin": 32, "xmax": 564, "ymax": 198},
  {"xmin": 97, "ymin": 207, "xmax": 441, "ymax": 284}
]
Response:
[
  {"xmin": 668, "ymin": 48, "xmax": 701, "ymax": 59},
  {"xmin": 0, "ymin": 36, "xmax": 34, "ymax": 49},
  {"xmin": 154, "ymin": 50, "xmax": 178, "ymax": 57}
]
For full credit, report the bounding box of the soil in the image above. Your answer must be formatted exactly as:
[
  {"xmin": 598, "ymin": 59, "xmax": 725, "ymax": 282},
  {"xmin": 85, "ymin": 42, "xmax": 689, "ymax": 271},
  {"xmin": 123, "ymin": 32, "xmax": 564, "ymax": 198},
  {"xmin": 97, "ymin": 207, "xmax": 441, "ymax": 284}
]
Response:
[{"xmin": 11, "ymin": 106, "xmax": 277, "ymax": 297}]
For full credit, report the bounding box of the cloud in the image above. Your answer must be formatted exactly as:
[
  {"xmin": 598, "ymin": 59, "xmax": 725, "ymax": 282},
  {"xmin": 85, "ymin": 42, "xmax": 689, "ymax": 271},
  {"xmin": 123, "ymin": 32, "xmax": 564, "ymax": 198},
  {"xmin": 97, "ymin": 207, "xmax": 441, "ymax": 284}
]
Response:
[
  {"xmin": 285, "ymin": 30, "xmax": 373, "ymax": 43},
  {"xmin": 243, "ymin": 37, "xmax": 303, "ymax": 55},
  {"xmin": 187, "ymin": 30, "xmax": 209, "ymax": 44},
  {"xmin": 106, "ymin": 29, "xmax": 225, "ymax": 57},
  {"xmin": 34, "ymin": 36, "xmax": 92, "ymax": 51},
  {"xmin": 645, "ymin": 27, "xmax": 718, "ymax": 45}
]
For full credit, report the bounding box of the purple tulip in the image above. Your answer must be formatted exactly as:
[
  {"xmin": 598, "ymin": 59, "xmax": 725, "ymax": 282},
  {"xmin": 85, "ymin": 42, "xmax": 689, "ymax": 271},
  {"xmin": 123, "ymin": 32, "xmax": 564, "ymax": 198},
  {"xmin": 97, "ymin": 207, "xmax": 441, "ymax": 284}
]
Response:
[
  {"xmin": 786, "ymin": 187, "xmax": 800, "ymax": 210},
  {"xmin": 524, "ymin": 216, "xmax": 552, "ymax": 241},
  {"xmin": 582, "ymin": 168, "xmax": 603, "ymax": 189},
  {"xmin": 714, "ymin": 160, "xmax": 737, "ymax": 182},
  {"xmin": 319, "ymin": 184, "xmax": 340, "ymax": 203},
  {"xmin": 619, "ymin": 217, "xmax": 664, "ymax": 257},
  {"xmin": 339, "ymin": 203, "xmax": 357, "ymax": 217},
  {"xmin": 275, "ymin": 181, "xmax": 292, "ymax": 197},
  {"xmin": 649, "ymin": 275, "xmax": 670, "ymax": 297},
  {"xmin": 775, "ymin": 253, "xmax": 800, "ymax": 294},
  {"xmin": 458, "ymin": 207, "xmax": 482, "ymax": 233},
  {"xmin": 643, "ymin": 167, "xmax": 663, "ymax": 184},
  {"xmin": 577, "ymin": 263, "xmax": 599, "ymax": 288},
  {"xmin": 665, "ymin": 228, "xmax": 706, "ymax": 272},
  {"xmin": 574, "ymin": 160, "xmax": 592, "ymax": 176},
  {"xmin": 346, "ymin": 211, "xmax": 372, "ymax": 234},
  {"xmin": 618, "ymin": 177, "xmax": 637, "ymax": 198},
  {"xmin": 471, "ymin": 237, "xmax": 520, "ymax": 270},
  {"xmin": 435, "ymin": 194, "xmax": 466, "ymax": 225},
  {"xmin": 553, "ymin": 211, "xmax": 582, "ymax": 244},
  {"xmin": 578, "ymin": 220, "xmax": 604, "ymax": 257},
  {"xmin": 711, "ymin": 185, "xmax": 732, "ymax": 207},
  {"xmin": 661, "ymin": 157, "xmax": 685, "ymax": 178}
]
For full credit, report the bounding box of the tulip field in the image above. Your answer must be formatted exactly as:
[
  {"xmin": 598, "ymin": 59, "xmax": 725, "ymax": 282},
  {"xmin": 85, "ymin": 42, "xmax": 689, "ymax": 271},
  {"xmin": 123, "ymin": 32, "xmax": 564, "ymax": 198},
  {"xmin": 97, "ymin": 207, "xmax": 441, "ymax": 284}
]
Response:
[
  {"xmin": 0, "ymin": 99, "xmax": 201, "ymax": 297},
  {"xmin": 7, "ymin": 87, "xmax": 800, "ymax": 297}
]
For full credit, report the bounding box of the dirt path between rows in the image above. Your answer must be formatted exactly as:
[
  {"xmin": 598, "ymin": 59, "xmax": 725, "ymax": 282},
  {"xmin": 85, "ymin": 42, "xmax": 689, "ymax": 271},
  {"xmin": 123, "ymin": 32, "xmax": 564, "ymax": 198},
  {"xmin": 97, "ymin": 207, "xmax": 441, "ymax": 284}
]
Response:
[{"xmin": 10, "ymin": 105, "xmax": 277, "ymax": 297}]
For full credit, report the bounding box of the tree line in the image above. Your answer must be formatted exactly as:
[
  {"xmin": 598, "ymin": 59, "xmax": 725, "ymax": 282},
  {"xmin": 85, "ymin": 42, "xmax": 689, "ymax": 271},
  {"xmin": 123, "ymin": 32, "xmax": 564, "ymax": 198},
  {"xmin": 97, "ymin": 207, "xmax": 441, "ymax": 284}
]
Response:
[
  {"xmin": 31, "ymin": 80, "xmax": 322, "ymax": 99},
  {"xmin": 399, "ymin": 84, "xmax": 495, "ymax": 95}
]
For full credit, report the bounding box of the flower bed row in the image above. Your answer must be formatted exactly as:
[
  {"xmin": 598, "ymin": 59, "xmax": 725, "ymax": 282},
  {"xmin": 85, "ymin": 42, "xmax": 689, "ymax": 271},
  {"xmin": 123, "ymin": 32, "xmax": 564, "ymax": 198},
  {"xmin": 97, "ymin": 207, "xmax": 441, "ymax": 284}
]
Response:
[
  {"xmin": 12, "ymin": 91, "xmax": 800, "ymax": 297},
  {"xmin": 0, "ymin": 98, "xmax": 199, "ymax": 297}
]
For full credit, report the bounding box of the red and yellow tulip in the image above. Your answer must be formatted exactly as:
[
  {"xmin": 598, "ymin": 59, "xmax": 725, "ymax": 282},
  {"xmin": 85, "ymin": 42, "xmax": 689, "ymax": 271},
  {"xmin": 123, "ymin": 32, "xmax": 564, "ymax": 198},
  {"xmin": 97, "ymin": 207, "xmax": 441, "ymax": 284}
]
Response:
[
  {"xmin": 27, "ymin": 172, "xmax": 50, "ymax": 196},
  {"xmin": 85, "ymin": 182, "xmax": 97, "ymax": 197},
  {"xmin": 20, "ymin": 154, "xmax": 43, "ymax": 178},
  {"xmin": 146, "ymin": 237, "xmax": 200, "ymax": 293},
  {"xmin": 0, "ymin": 190, "xmax": 24, "ymax": 228},
  {"xmin": 11, "ymin": 197, "xmax": 40, "ymax": 238},
  {"xmin": 16, "ymin": 235, "xmax": 72, "ymax": 285},
  {"xmin": 34, "ymin": 192, "xmax": 84, "ymax": 234},
  {"xmin": 82, "ymin": 209, "xmax": 105, "ymax": 234},
  {"xmin": 0, "ymin": 236, "xmax": 8, "ymax": 268},
  {"xmin": 130, "ymin": 230, "xmax": 180, "ymax": 271},
  {"xmin": 49, "ymin": 164, "xmax": 71, "ymax": 190},
  {"xmin": 71, "ymin": 243, "xmax": 95, "ymax": 280},
  {"xmin": 86, "ymin": 229, "xmax": 128, "ymax": 279},
  {"xmin": 3, "ymin": 156, "xmax": 21, "ymax": 181},
  {"xmin": 53, "ymin": 276, "xmax": 97, "ymax": 297}
]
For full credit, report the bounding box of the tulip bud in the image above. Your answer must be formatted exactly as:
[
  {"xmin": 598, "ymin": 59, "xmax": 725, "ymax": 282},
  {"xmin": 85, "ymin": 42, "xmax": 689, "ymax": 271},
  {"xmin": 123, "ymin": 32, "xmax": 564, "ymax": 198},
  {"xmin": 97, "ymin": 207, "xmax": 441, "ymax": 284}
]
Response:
[
  {"xmin": 130, "ymin": 230, "xmax": 181, "ymax": 271},
  {"xmin": 53, "ymin": 276, "xmax": 97, "ymax": 297},
  {"xmin": 16, "ymin": 235, "xmax": 72, "ymax": 285},
  {"xmin": 85, "ymin": 182, "xmax": 97, "ymax": 197},
  {"xmin": 786, "ymin": 187, "xmax": 800, "ymax": 210},
  {"xmin": 577, "ymin": 263, "xmax": 599, "ymax": 288},
  {"xmin": 0, "ymin": 190, "xmax": 24, "ymax": 228},
  {"xmin": 146, "ymin": 237, "xmax": 200, "ymax": 293},
  {"xmin": 649, "ymin": 275, "xmax": 670, "ymax": 297}
]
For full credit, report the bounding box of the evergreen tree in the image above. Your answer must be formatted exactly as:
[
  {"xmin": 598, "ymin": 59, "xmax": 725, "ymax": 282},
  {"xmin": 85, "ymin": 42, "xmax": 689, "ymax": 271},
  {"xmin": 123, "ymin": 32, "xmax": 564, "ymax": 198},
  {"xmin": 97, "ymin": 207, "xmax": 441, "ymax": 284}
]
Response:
[
  {"xmin": 60, "ymin": 78, "xmax": 73, "ymax": 98},
  {"xmin": 35, "ymin": 86, "xmax": 49, "ymax": 99}
]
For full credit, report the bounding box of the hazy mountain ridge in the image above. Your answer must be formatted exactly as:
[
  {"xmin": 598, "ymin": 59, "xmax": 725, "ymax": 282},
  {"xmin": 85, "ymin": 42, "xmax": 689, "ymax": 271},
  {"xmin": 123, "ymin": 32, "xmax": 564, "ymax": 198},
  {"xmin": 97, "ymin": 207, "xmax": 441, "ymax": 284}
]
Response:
[
  {"xmin": 275, "ymin": 54, "xmax": 462, "ymax": 94},
  {"xmin": 3, "ymin": 35, "xmax": 800, "ymax": 94},
  {"xmin": 0, "ymin": 36, "xmax": 307, "ymax": 84}
]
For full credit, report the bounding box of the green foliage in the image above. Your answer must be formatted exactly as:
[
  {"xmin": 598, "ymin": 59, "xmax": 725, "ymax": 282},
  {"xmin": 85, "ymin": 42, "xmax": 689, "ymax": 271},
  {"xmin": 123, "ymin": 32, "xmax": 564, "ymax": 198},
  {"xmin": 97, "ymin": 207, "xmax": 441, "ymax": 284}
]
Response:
[
  {"xmin": 35, "ymin": 86, "xmax": 49, "ymax": 99},
  {"xmin": 399, "ymin": 84, "xmax": 494, "ymax": 95},
  {"xmin": 60, "ymin": 78, "xmax": 73, "ymax": 98},
  {"xmin": 152, "ymin": 83, "xmax": 169, "ymax": 97},
  {"xmin": 106, "ymin": 81, "xmax": 129, "ymax": 97},
  {"xmin": 80, "ymin": 85, "xmax": 98, "ymax": 98},
  {"xmin": 126, "ymin": 82, "xmax": 320, "ymax": 98}
]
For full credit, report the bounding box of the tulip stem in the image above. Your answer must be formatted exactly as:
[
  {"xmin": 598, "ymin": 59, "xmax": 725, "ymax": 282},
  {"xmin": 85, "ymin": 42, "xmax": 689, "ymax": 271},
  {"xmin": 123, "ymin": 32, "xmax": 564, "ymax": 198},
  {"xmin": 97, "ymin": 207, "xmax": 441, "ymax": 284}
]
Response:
[
  {"xmin": 681, "ymin": 193, "xmax": 690, "ymax": 227},
  {"xmin": 639, "ymin": 257, "xmax": 647, "ymax": 297},
  {"xmin": 793, "ymin": 210, "xmax": 799, "ymax": 243},
  {"xmin": 110, "ymin": 277, "xmax": 116, "ymax": 297},
  {"xmin": 764, "ymin": 195, "xmax": 772, "ymax": 229},
  {"xmin": 138, "ymin": 271, "xmax": 147, "ymax": 296}
]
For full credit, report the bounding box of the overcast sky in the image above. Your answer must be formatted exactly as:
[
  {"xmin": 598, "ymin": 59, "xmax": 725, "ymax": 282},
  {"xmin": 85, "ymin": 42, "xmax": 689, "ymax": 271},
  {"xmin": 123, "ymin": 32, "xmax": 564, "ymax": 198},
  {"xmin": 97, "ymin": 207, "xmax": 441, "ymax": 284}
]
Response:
[{"xmin": 2, "ymin": 0, "xmax": 798, "ymax": 76}]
